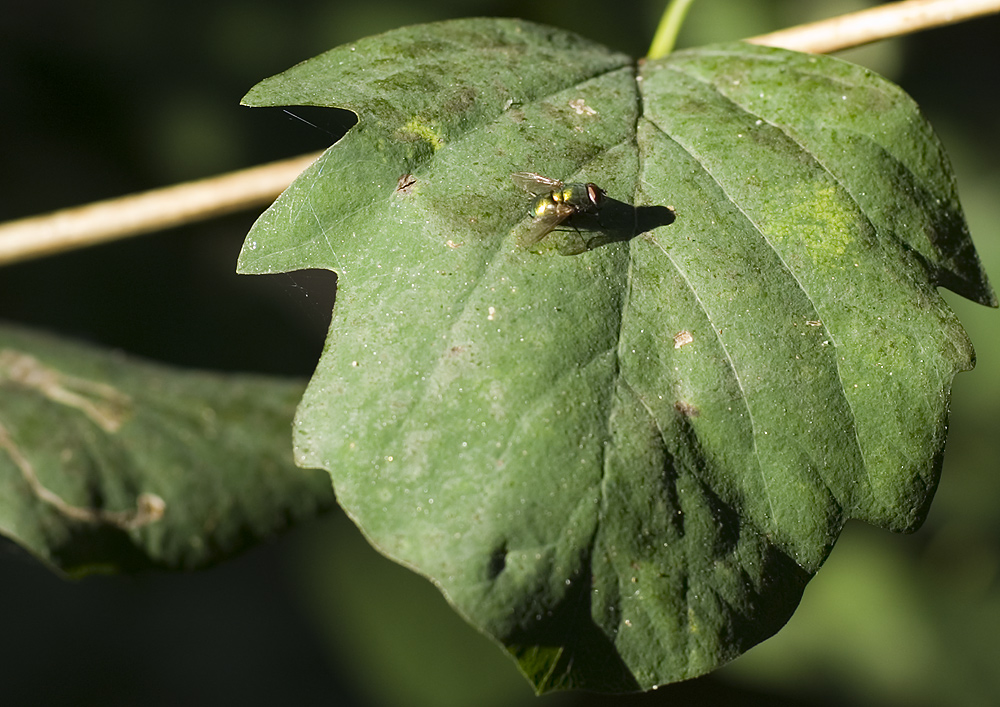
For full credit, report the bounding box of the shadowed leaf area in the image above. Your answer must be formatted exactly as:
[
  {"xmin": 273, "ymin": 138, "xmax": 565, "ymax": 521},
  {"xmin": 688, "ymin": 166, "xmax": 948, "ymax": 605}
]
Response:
[
  {"xmin": 237, "ymin": 18, "xmax": 995, "ymax": 692},
  {"xmin": 0, "ymin": 324, "xmax": 335, "ymax": 575}
]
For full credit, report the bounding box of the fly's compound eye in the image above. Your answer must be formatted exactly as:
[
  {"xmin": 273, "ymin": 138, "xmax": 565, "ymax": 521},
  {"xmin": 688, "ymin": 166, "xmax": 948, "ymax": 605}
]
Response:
[{"xmin": 586, "ymin": 183, "xmax": 605, "ymax": 207}]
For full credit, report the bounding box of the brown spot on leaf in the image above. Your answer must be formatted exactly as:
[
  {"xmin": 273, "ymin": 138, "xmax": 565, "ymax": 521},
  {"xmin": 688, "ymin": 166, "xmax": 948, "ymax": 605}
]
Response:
[
  {"xmin": 395, "ymin": 173, "xmax": 417, "ymax": 194},
  {"xmin": 675, "ymin": 401, "xmax": 700, "ymax": 418}
]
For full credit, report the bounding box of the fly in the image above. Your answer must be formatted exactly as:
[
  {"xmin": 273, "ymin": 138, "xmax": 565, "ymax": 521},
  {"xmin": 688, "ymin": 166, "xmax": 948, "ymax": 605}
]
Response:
[{"xmin": 511, "ymin": 172, "xmax": 606, "ymax": 247}]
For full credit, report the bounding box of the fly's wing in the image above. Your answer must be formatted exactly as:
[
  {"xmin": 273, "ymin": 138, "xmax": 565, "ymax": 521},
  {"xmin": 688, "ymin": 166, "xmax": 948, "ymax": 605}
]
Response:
[
  {"xmin": 519, "ymin": 202, "xmax": 575, "ymax": 247},
  {"xmin": 512, "ymin": 172, "xmax": 564, "ymax": 196}
]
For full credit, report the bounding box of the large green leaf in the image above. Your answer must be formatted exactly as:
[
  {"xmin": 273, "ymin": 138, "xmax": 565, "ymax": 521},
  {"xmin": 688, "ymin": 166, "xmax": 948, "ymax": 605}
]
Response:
[
  {"xmin": 0, "ymin": 323, "xmax": 335, "ymax": 574},
  {"xmin": 237, "ymin": 19, "xmax": 994, "ymax": 692}
]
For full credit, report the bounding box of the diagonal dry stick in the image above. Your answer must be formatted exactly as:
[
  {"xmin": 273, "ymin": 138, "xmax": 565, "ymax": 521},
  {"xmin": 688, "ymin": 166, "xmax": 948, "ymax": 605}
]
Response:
[
  {"xmin": 0, "ymin": 152, "xmax": 322, "ymax": 266},
  {"xmin": 747, "ymin": 0, "xmax": 1000, "ymax": 53},
  {"xmin": 0, "ymin": 0, "xmax": 997, "ymax": 267}
]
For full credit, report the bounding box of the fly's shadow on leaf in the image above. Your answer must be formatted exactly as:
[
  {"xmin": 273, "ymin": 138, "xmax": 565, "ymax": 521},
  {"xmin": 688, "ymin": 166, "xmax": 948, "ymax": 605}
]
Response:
[{"xmin": 552, "ymin": 199, "xmax": 676, "ymax": 255}]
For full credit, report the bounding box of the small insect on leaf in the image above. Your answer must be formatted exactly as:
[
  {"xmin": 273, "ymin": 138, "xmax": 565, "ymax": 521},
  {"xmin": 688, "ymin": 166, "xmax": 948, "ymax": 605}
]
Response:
[{"xmin": 512, "ymin": 171, "xmax": 606, "ymax": 246}]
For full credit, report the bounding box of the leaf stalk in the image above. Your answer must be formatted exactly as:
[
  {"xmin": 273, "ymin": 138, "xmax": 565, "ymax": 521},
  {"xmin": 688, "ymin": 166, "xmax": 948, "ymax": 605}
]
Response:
[{"xmin": 648, "ymin": 0, "xmax": 698, "ymax": 59}]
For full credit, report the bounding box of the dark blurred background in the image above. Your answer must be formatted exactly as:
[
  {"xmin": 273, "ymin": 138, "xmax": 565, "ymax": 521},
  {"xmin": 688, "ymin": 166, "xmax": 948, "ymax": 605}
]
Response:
[{"xmin": 2, "ymin": 1, "xmax": 999, "ymax": 705}]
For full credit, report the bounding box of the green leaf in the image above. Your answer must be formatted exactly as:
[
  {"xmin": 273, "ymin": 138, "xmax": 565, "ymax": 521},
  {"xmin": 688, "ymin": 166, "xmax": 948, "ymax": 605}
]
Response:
[
  {"xmin": 237, "ymin": 19, "xmax": 994, "ymax": 692},
  {"xmin": 0, "ymin": 323, "xmax": 335, "ymax": 575}
]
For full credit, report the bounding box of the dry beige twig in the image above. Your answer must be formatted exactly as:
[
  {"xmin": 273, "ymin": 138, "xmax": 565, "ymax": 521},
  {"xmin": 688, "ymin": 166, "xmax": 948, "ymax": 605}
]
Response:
[
  {"xmin": 0, "ymin": 152, "xmax": 321, "ymax": 266},
  {"xmin": 748, "ymin": 0, "xmax": 1000, "ymax": 53}
]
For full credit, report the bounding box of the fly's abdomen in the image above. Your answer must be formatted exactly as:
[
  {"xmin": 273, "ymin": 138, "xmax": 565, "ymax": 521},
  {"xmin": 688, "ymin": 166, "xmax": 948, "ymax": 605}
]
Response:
[{"xmin": 532, "ymin": 196, "xmax": 558, "ymax": 218}]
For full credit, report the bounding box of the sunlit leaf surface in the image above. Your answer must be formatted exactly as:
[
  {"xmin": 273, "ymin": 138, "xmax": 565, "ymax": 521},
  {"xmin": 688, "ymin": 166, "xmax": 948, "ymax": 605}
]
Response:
[{"xmin": 238, "ymin": 19, "xmax": 993, "ymax": 691}]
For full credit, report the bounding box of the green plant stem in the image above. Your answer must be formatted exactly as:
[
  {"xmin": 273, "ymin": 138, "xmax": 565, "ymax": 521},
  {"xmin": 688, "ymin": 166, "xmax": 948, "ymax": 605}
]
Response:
[{"xmin": 647, "ymin": 0, "xmax": 698, "ymax": 59}]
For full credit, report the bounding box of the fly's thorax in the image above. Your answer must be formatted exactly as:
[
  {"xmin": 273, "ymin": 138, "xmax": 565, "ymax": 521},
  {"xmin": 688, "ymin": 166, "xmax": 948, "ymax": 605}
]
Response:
[
  {"xmin": 553, "ymin": 183, "xmax": 605, "ymax": 211},
  {"xmin": 552, "ymin": 187, "xmax": 572, "ymax": 205}
]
